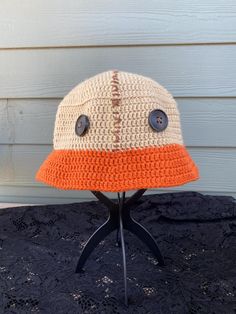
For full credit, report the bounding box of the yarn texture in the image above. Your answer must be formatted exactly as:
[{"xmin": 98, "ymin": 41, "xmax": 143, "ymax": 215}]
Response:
[{"xmin": 36, "ymin": 70, "xmax": 199, "ymax": 192}]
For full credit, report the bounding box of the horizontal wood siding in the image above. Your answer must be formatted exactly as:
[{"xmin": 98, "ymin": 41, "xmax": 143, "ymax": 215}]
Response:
[
  {"xmin": 0, "ymin": 0, "xmax": 236, "ymax": 47},
  {"xmin": 0, "ymin": 45, "xmax": 236, "ymax": 98},
  {"xmin": 0, "ymin": 1, "xmax": 235, "ymax": 204}
]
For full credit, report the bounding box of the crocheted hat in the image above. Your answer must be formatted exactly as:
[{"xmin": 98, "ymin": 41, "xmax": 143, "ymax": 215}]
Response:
[{"xmin": 36, "ymin": 70, "xmax": 199, "ymax": 192}]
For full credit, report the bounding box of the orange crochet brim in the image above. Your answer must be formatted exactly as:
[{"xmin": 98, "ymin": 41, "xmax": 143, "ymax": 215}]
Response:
[{"xmin": 36, "ymin": 144, "xmax": 199, "ymax": 192}]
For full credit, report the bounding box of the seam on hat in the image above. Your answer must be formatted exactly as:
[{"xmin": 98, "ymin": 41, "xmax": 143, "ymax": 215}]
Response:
[{"xmin": 111, "ymin": 70, "xmax": 121, "ymax": 151}]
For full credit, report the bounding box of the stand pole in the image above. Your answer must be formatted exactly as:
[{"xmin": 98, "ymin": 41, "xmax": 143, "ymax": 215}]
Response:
[{"xmin": 118, "ymin": 191, "xmax": 128, "ymax": 306}]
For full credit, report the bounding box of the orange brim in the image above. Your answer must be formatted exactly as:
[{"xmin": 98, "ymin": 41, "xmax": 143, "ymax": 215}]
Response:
[{"xmin": 35, "ymin": 144, "xmax": 199, "ymax": 192}]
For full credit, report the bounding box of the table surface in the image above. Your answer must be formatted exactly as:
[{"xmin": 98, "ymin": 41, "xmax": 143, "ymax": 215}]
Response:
[{"xmin": 0, "ymin": 191, "xmax": 235, "ymax": 314}]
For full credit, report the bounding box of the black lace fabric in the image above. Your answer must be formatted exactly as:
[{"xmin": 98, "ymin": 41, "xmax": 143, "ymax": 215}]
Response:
[{"xmin": 0, "ymin": 191, "xmax": 236, "ymax": 314}]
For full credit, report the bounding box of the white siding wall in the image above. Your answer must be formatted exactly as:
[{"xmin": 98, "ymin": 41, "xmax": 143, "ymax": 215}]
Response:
[{"xmin": 0, "ymin": 0, "xmax": 236, "ymax": 204}]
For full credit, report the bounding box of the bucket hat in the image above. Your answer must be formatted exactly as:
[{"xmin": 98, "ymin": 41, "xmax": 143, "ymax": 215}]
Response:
[{"xmin": 36, "ymin": 70, "xmax": 199, "ymax": 191}]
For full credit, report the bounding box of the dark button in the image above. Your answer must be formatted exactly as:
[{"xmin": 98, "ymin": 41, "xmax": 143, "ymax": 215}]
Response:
[
  {"xmin": 148, "ymin": 109, "xmax": 168, "ymax": 132},
  {"xmin": 75, "ymin": 115, "xmax": 90, "ymax": 136}
]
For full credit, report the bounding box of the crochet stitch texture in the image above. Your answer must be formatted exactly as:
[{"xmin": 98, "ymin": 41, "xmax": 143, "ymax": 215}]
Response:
[{"xmin": 36, "ymin": 70, "xmax": 199, "ymax": 191}]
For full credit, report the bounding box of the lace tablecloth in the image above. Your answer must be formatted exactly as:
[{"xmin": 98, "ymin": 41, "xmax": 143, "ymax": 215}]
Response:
[{"xmin": 0, "ymin": 191, "xmax": 236, "ymax": 313}]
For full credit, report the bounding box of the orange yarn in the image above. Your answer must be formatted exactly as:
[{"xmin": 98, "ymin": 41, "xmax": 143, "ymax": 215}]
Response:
[{"xmin": 36, "ymin": 144, "xmax": 199, "ymax": 192}]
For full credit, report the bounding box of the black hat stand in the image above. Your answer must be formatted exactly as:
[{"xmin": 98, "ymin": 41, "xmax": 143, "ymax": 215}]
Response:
[{"xmin": 75, "ymin": 189, "xmax": 165, "ymax": 306}]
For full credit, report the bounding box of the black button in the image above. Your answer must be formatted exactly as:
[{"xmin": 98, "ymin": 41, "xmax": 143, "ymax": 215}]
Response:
[
  {"xmin": 75, "ymin": 115, "xmax": 90, "ymax": 136},
  {"xmin": 148, "ymin": 109, "xmax": 168, "ymax": 132}
]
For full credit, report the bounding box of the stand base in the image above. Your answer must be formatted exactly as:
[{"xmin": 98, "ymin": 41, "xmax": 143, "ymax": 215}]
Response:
[
  {"xmin": 75, "ymin": 190, "xmax": 165, "ymax": 305},
  {"xmin": 76, "ymin": 190, "xmax": 164, "ymax": 273}
]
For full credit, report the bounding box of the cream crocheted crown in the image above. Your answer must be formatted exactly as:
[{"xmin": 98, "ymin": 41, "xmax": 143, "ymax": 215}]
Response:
[{"xmin": 53, "ymin": 70, "xmax": 183, "ymax": 151}]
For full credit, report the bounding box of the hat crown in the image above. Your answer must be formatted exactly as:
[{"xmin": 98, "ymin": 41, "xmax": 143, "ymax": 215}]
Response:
[{"xmin": 53, "ymin": 70, "xmax": 183, "ymax": 151}]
